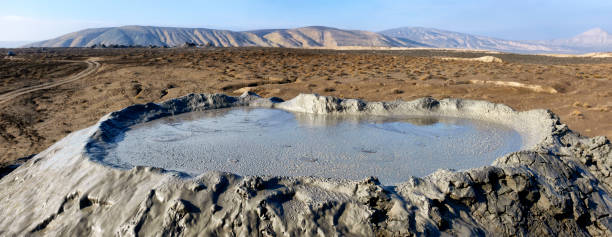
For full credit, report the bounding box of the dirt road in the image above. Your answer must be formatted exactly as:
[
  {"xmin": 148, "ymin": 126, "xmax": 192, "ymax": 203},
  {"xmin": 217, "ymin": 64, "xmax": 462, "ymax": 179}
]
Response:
[{"xmin": 0, "ymin": 58, "xmax": 100, "ymax": 105}]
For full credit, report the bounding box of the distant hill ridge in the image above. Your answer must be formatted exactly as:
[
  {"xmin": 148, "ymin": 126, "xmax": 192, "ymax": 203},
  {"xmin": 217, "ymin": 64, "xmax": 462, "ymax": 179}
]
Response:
[
  {"xmin": 379, "ymin": 26, "xmax": 612, "ymax": 54},
  {"xmin": 25, "ymin": 25, "xmax": 612, "ymax": 54},
  {"xmin": 379, "ymin": 27, "xmax": 567, "ymax": 53},
  {"xmin": 544, "ymin": 27, "xmax": 612, "ymax": 52},
  {"xmin": 25, "ymin": 25, "xmax": 427, "ymax": 48}
]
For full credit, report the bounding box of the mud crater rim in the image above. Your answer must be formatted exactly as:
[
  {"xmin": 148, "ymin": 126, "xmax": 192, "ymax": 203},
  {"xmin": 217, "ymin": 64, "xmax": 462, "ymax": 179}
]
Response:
[
  {"xmin": 88, "ymin": 93, "xmax": 536, "ymax": 184},
  {"xmin": 84, "ymin": 93, "xmax": 550, "ymax": 185}
]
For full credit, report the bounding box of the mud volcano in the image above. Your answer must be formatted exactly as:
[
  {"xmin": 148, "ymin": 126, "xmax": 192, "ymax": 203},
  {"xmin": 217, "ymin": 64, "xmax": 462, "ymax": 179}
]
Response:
[
  {"xmin": 104, "ymin": 107, "xmax": 522, "ymax": 184},
  {"xmin": 1, "ymin": 93, "xmax": 610, "ymax": 236}
]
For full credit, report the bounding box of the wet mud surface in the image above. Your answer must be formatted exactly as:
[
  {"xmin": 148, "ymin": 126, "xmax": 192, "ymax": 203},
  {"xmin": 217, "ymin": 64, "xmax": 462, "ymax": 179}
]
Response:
[{"xmin": 107, "ymin": 108, "xmax": 522, "ymax": 184}]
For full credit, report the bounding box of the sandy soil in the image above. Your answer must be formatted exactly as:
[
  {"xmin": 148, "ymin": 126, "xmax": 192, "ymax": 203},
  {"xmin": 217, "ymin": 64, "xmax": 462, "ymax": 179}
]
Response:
[{"xmin": 0, "ymin": 47, "xmax": 611, "ymax": 164}]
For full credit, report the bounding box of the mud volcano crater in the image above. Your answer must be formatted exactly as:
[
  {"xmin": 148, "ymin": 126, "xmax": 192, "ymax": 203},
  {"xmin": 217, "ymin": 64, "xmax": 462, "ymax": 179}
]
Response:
[
  {"xmin": 2, "ymin": 92, "xmax": 610, "ymax": 236},
  {"xmin": 102, "ymin": 106, "xmax": 523, "ymax": 184},
  {"xmin": 88, "ymin": 93, "xmax": 546, "ymax": 183}
]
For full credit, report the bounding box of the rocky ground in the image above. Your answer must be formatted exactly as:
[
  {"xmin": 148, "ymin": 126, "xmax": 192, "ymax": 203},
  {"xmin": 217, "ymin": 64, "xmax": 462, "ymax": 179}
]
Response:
[{"xmin": 0, "ymin": 47, "xmax": 611, "ymax": 166}]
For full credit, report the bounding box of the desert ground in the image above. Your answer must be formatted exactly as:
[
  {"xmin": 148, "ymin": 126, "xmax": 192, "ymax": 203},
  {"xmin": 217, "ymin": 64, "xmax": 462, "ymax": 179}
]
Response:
[{"xmin": 1, "ymin": 47, "xmax": 611, "ymax": 166}]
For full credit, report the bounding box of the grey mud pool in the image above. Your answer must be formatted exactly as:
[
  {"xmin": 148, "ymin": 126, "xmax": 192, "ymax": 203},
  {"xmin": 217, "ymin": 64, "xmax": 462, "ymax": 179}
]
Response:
[{"xmin": 105, "ymin": 107, "xmax": 522, "ymax": 184}]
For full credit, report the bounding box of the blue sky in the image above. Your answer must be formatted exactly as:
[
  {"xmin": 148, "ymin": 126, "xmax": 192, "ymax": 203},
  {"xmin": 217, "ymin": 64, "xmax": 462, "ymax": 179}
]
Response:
[{"xmin": 1, "ymin": 0, "xmax": 611, "ymax": 41}]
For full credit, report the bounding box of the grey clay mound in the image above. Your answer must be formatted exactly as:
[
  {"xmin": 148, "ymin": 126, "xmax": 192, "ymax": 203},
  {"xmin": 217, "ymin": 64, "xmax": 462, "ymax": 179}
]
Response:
[{"xmin": 0, "ymin": 92, "xmax": 610, "ymax": 236}]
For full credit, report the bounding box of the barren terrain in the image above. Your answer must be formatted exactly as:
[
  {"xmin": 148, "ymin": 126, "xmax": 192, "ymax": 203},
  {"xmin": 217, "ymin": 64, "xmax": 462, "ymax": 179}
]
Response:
[{"xmin": 1, "ymin": 47, "xmax": 611, "ymax": 165}]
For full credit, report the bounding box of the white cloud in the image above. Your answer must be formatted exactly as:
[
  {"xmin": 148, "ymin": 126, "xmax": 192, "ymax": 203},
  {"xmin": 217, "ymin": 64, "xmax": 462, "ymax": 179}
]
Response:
[{"xmin": 0, "ymin": 15, "xmax": 114, "ymax": 41}]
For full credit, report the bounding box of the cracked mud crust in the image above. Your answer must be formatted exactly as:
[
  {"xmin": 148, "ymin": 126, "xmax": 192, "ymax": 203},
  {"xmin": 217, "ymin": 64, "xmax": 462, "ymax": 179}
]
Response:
[{"xmin": 0, "ymin": 93, "xmax": 610, "ymax": 236}]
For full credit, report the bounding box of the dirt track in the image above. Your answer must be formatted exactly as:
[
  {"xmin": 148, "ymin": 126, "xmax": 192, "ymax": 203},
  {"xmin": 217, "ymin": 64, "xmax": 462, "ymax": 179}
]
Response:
[{"xmin": 0, "ymin": 59, "xmax": 99, "ymax": 105}]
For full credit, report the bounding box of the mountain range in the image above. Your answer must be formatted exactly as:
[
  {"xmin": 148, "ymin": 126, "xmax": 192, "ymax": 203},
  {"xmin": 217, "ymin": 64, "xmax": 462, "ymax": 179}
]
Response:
[
  {"xmin": 24, "ymin": 25, "xmax": 427, "ymax": 49},
  {"xmin": 381, "ymin": 26, "xmax": 612, "ymax": 54},
  {"xmin": 379, "ymin": 27, "xmax": 567, "ymax": 53},
  {"xmin": 23, "ymin": 25, "xmax": 612, "ymax": 54},
  {"xmin": 544, "ymin": 28, "xmax": 612, "ymax": 52}
]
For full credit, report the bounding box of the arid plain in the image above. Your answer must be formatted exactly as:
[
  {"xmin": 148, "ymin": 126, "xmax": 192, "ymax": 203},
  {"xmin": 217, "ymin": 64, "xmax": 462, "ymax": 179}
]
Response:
[{"xmin": 1, "ymin": 47, "xmax": 612, "ymax": 166}]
